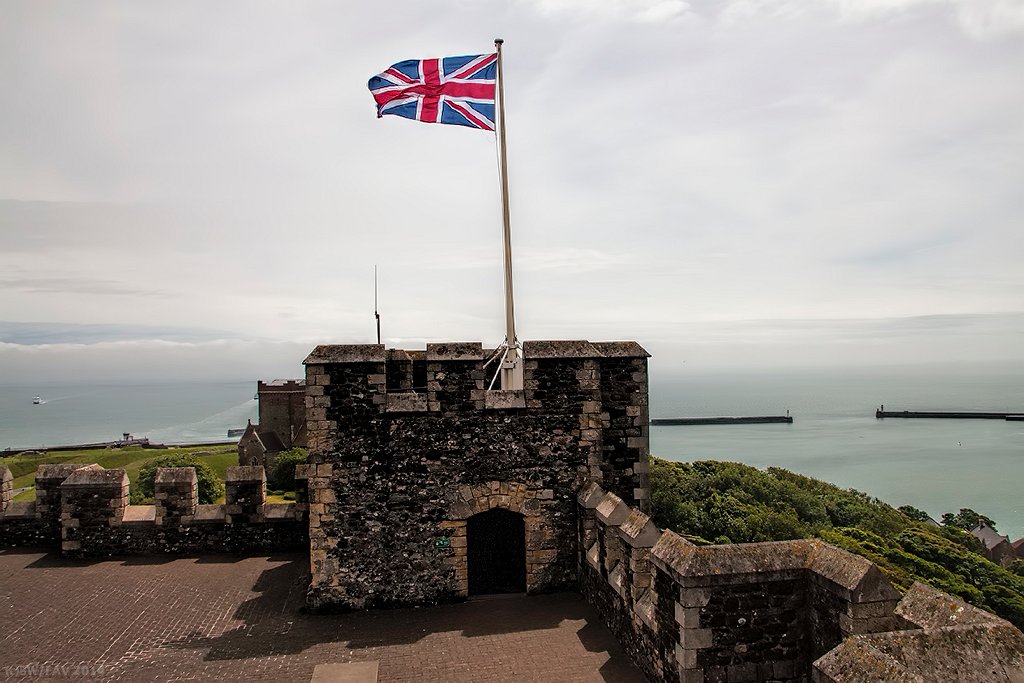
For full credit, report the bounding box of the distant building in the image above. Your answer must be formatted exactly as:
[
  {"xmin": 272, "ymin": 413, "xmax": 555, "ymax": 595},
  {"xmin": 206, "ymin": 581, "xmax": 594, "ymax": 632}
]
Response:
[
  {"xmin": 971, "ymin": 523, "xmax": 1016, "ymax": 566},
  {"xmin": 237, "ymin": 379, "xmax": 306, "ymax": 468},
  {"xmin": 1013, "ymin": 538, "xmax": 1024, "ymax": 562}
]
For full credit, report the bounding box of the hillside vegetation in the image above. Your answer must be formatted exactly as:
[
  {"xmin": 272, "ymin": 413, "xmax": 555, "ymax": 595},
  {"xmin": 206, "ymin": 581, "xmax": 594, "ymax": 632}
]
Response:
[{"xmin": 649, "ymin": 457, "xmax": 1024, "ymax": 630}]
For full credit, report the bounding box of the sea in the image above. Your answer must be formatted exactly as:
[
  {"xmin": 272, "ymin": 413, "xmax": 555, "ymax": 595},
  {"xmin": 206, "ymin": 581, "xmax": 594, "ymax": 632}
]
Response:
[{"xmin": 1, "ymin": 366, "xmax": 1021, "ymax": 537}]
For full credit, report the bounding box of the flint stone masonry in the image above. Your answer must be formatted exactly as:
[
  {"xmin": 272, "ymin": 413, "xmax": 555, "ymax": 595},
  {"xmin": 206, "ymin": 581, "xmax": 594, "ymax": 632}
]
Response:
[
  {"xmin": 579, "ymin": 484, "xmax": 914, "ymax": 682},
  {"xmin": 302, "ymin": 340, "xmax": 650, "ymax": 611},
  {"xmin": 578, "ymin": 483, "xmax": 1024, "ymax": 682},
  {"xmin": 0, "ymin": 463, "xmax": 306, "ymax": 557}
]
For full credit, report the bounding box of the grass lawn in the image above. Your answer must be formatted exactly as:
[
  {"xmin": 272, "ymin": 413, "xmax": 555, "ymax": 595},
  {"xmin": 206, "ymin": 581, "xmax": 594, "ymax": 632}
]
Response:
[{"xmin": 2, "ymin": 444, "xmax": 245, "ymax": 503}]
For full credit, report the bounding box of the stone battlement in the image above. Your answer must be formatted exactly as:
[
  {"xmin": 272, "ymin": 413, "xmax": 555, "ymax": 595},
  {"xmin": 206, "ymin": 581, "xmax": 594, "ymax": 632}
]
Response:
[
  {"xmin": 0, "ymin": 463, "xmax": 307, "ymax": 557},
  {"xmin": 302, "ymin": 340, "xmax": 651, "ymax": 610},
  {"xmin": 577, "ymin": 481, "xmax": 1024, "ymax": 682}
]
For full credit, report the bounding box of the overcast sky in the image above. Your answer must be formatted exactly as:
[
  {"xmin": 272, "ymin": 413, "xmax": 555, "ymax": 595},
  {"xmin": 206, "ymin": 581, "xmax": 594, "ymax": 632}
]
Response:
[{"xmin": 2, "ymin": 0, "xmax": 1023, "ymax": 382}]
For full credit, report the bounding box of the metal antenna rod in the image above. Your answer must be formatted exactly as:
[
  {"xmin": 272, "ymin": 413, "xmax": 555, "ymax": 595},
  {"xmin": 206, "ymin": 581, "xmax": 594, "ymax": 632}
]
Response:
[{"xmin": 374, "ymin": 265, "xmax": 381, "ymax": 345}]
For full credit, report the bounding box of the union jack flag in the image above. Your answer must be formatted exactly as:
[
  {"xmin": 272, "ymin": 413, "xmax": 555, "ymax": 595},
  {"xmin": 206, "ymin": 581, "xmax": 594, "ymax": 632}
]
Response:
[{"xmin": 367, "ymin": 53, "xmax": 497, "ymax": 131}]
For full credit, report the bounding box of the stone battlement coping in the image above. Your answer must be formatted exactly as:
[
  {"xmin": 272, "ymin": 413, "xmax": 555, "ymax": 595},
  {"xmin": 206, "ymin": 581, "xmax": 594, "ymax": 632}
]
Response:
[
  {"xmin": 194, "ymin": 504, "xmax": 227, "ymax": 522},
  {"xmin": 896, "ymin": 582, "xmax": 1003, "ymax": 629},
  {"xmin": 61, "ymin": 467, "xmax": 127, "ymax": 487},
  {"xmin": 808, "ymin": 541, "xmax": 900, "ymax": 602},
  {"xmin": 2, "ymin": 501, "xmax": 35, "ymax": 519},
  {"xmin": 523, "ymin": 340, "xmax": 602, "ymax": 359},
  {"xmin": 303, "ymin": 344, "xmax": 386, "ymax": 364},
  {"xmin": 36, "ymin": 463, "xmax": 91, "ymax": 481},
  {"xmin": 619, "ymin": 508, "xmax": 660, "ymax": 548},
  {"xmin": 595, "ymin": 491, "xmax": 631, "ymax": 526},
  {"xmin": 649, "ymin": 530, "xmax": 899, "ymax": 597},
  {"xmin": 577, "ymin": 481, "xmax": 606, "ymax": 509},
  {"xmin": 815, "ymin": 585, "xmax": 1024, "ymax": 681},
  {"xmin": 591, "ymin": 341, "xmax": 652, "ymax": 358},
  {"xmin": 225, "ymin": 466, "xmax": 266, "ymax": 482},
  {"xmin": 155, "ymin": 467, "xmax": 197, "ymax": 484},
  {"xmin": 425, "ymin": 342, "xmax": 484, "ymax": 361},
  {"xmin": 386, "ymin": 348, "xmax": 412, "ymax": 362},
  {"xmin": 257, "ymin": 379, "xmax": 305, "ymax": 393},
  {"xmin": 123, "ymin": 505, "xmax": 156, "ymax": 524},
  {"xmin": 303, "ymin": 340, "xmax": 651, "ymax": 365}
]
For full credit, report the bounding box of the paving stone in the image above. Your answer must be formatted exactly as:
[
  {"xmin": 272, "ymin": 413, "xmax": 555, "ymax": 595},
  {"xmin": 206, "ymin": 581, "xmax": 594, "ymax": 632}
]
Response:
[{"xmin": 0, "ymin": 550, "xmax": 644, "ymax": 682}]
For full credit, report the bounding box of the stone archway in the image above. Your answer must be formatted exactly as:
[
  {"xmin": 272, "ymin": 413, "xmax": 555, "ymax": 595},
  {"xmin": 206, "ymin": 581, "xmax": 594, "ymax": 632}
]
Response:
[
  {"xmin": 442, "ymin": 480, "xmax": 554, "ymax": 597},
  {"xmin": 467, "ymin": 508, "xmax": 526, "ymax": 594}
]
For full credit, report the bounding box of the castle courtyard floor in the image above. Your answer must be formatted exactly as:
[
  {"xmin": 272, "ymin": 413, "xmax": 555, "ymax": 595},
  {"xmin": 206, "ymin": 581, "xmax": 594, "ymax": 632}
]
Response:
[{"xmin": 0, "ymin": 550, "xmax": 644, "ymax": 682}]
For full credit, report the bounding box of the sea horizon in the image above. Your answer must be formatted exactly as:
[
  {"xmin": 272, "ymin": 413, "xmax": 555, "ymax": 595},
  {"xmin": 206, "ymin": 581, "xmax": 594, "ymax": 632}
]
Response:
[{"xmin": 2, "ymin": 363, "xmax": 1022, "ymax": 538}]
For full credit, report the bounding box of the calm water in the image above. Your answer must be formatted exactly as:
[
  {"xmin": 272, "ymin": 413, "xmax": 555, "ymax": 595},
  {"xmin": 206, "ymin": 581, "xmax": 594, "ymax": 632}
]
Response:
[
  {"xmin": 651, "ymin": 366, "xmax": 1024, "ymax": 539},
  {"xmin": 0, "ymin": 382, "xmax": 258, "ymax": 449},
  {"xmin": 2, "ymin": 366, "xmax": 1021, "ymax": 537}
]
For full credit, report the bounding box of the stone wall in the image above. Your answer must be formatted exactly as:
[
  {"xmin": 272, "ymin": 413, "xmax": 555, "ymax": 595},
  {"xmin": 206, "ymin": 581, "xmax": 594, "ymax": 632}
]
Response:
[
  {"xmin": 0, "ymin": 463, "xmax": 306, "ymax": 557},
  {"xmin": 814, "ymin": 582, "xmax": 1024, "ymax": 681},
  {"xmin": 577, "ymin": 482, "xmax": 1024, "ymax": 682},
  {"xmin": 302, "ymin": 340, "xmax": 650, "ymax": 611},
  {"xmin": 258, "ymin": 379, "xmax": 307, "ymax": 449}
]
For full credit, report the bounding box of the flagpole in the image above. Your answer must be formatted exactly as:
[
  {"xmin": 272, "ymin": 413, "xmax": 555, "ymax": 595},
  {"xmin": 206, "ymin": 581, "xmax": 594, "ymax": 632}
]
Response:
[{"xmin": 494, "ymin": 38, "xmax": 523, "ymax": 390}]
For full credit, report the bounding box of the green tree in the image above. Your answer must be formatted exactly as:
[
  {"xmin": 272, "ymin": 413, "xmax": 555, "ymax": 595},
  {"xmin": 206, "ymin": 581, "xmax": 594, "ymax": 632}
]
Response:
[
  {"xmin": 942, "ymin": 508, "xmax": 997, "ymax": 531},
  {"xmin": 898, "ymin": 505, "xmax": 931, "ymax": 522},
  {"xmin": 268, "ymin": 448, "xmax": 308, "ymax": 491},
  {"xmin": 134, "ymin": 454, "xmax": 224, "ymax": 504},
  {"xmin": 648, "ymin": 457, "xmax": 1024, "ymax": 630}
]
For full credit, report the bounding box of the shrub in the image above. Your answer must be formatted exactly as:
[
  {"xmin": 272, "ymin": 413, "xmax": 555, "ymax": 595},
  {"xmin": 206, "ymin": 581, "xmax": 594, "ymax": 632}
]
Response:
[
  {"xmin": 268, "ymin": 448, "xmax": 308, "ymax": 491},
  {"xmin": 134, "ymin": 454, "xmax": 224, "ymax": 504}
]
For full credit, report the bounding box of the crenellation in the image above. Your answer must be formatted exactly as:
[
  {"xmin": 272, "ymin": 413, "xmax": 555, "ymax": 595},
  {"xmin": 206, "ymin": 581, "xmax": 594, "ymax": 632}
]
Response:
[
  {"xmin": 301, "ymin": 340, "xmax": 650, "ymax": 612},
  {"xmin": 1, "ymin": 462, "xmax": 307, "ymax": 557}
]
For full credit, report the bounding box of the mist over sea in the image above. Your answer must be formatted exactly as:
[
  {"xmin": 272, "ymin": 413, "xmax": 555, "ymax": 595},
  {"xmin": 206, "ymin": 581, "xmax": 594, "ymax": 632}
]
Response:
[{"xmin": 1, "ymin": 365, "xmax": 1021, "ymax": 537}]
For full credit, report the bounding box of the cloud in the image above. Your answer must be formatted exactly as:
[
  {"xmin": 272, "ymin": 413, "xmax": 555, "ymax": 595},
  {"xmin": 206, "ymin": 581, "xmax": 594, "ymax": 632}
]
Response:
[
  {"xmin": 520, "ymin": 0, "xmax": 692, "ymax": 22},
  {"xmin": 0, "ymin": 276, "xmax": 165, "ymax": 297},
  {"xmin": 0, "ymin": 2, "xmax": 1021, "ymax": 374},
  {"xmin": 0, "ymin": 338, "xmax": 312, "ymax": 384},
  {"xmin": 718, "ymin": 0, "xmax": 1024, "ymax": 37}
]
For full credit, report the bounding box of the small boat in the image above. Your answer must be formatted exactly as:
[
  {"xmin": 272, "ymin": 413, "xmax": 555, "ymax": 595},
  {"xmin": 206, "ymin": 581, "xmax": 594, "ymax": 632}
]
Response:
[
  {"xmin": 253, "ymin": 393, "xmax": 258, "ymax": 400},
  {"xmin": 32, "ymin": 396, "xmax": 42, "ymax": 405}
]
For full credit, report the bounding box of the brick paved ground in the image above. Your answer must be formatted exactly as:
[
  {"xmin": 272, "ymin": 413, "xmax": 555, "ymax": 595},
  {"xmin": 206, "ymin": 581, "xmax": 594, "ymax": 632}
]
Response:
[{"xmin": 0, "ymin": 549, "xmax": 644, "ymax": 682}]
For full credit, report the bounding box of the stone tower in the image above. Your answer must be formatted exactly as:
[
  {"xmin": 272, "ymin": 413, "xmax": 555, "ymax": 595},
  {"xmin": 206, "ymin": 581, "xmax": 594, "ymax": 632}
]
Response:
[{"xmin": 302, "ymin": 340, "xmax": 649, "ymax": 611}]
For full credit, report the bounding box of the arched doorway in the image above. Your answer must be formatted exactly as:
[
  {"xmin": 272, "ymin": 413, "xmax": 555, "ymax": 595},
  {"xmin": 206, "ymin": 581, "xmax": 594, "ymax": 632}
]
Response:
[{"xmin": 467, "ymin": 508, "xmax": 526, "ymax": 595}]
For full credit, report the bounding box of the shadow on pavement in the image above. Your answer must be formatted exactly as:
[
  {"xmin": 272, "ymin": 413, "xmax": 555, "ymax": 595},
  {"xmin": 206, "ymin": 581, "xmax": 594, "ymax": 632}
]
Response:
[{"xmin": 160, "ymin": 558, "xmax": 642, "ymax": 681}]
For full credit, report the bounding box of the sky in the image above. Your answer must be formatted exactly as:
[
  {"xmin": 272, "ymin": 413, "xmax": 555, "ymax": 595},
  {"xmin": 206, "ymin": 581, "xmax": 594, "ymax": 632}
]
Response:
[{"xmin": 2, "ymin": 0, "xmax": 1023, "ymax": 383}]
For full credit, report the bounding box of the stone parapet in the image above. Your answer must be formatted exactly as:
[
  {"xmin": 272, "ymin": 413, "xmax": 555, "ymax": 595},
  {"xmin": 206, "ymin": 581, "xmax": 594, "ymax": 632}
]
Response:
[
  {"xmin": 225, "ymin": 466, "xmax": 267, "ymax": 524},
  {"xmin": 574, "ymin": 483, "xmax": 1007, "ymax": 683},
  {"xmin": 813, "ymin": 583, "xmax": 1024, "ymax": 681},
  {"xmin": 1, "ymin": 463, "xmax": 307, "ymax": 557},
  {"xmin": 35, "ymin": 463, "xmax": 89, "ymax": 534},
  {"xmin": 1, "ymin": 465, "xmax": 12, "ymax": 514},
  {"xmin": 154, "ymin": 467, "xmax": 198, "ymax": 525},
  {"xmin": 60, "ymin": 467, "xmax": 129, "ymax": 555},
  {"xmin": 303, "ymin": 340, "xmax": 652, "ymax": 612}
]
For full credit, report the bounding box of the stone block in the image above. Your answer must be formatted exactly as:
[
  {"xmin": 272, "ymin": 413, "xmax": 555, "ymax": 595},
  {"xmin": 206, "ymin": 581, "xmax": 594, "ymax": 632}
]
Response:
[
  {"xmin": 484, "ymin": 389, "xmax": 526, "ymax": 410},
  {"xmin": 680, "ymin": 627, "xmax": 713, "ymax": 650},
  {"xmin": 676, "ymin": 603, "xmax": 702, "ymax": 628},
  {"xmin": 675, "ymin": 645, "xmax": 698, "ymax": 670},
  {"xmin": 385, "ymin": 392, "xmax": 428, "ymax": 412}
]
